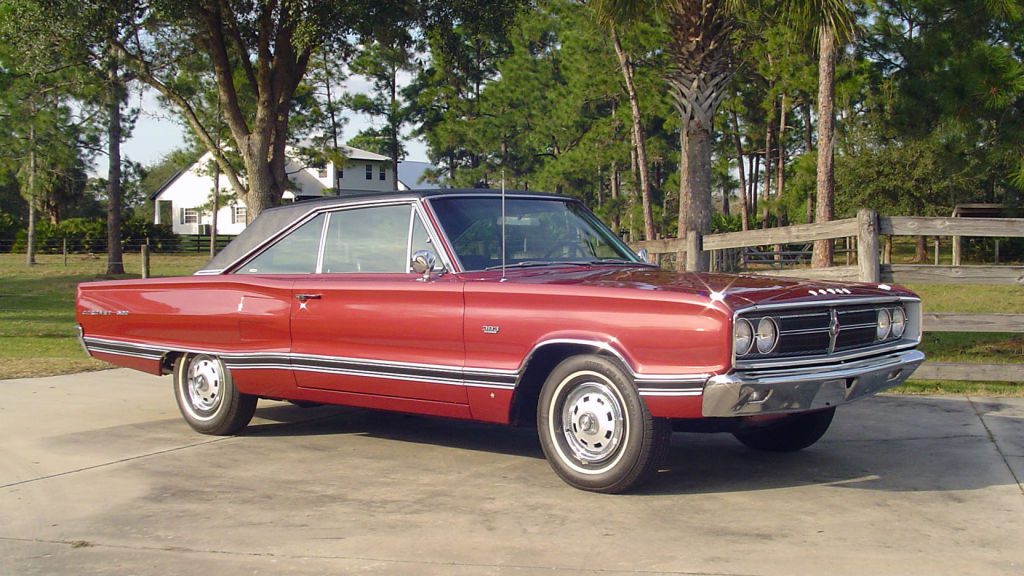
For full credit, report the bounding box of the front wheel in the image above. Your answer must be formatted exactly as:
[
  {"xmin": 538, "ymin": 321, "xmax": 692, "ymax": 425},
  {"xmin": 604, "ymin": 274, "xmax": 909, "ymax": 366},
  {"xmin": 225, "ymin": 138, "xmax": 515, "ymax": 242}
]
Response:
[
  {"xmin": 174, "ymin": 353, "xmax": 257, "ymax": 435},
  {"xmin": 732, "ymin": 407, "xmax": 836, "ymax": 452},
  {"xmin": 537, "ymin": 355, "xmax": 669, "ymax": 493}
]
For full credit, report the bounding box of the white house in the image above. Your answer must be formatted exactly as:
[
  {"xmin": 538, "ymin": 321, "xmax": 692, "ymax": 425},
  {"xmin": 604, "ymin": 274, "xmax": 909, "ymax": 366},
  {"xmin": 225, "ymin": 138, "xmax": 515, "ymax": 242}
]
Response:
[{"xmin": 151, "ymin": 145, "xmax": 398, "ymax": 235}]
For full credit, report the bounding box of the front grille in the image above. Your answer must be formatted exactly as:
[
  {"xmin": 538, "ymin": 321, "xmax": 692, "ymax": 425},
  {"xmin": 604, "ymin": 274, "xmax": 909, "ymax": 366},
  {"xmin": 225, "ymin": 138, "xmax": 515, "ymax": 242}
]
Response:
[{"xmin": 737, "ymin": 302, "xmax": 907, "ymax": 364}]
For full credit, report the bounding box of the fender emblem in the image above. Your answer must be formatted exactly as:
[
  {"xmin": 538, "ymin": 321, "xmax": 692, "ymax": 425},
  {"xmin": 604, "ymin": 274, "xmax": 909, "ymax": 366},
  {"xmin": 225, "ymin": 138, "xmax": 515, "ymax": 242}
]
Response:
[{"xmin": 482, "ymin": 325, "xmax": 500, "ymax": 335}]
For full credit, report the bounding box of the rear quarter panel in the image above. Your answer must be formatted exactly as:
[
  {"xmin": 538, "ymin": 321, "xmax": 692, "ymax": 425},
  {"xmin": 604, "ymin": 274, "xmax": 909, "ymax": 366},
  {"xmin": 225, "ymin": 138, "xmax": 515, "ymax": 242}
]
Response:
[{"xmin": 77, "ymin": 276, "xmax": 293, "ymax": 386}]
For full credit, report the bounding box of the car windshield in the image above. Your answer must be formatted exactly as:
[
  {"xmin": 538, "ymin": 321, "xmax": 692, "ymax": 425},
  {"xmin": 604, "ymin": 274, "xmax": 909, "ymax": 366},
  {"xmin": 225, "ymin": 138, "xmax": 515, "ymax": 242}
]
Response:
[{"xmin": 429, "ymin": 196, "xmax": 641, "ymax": 271}]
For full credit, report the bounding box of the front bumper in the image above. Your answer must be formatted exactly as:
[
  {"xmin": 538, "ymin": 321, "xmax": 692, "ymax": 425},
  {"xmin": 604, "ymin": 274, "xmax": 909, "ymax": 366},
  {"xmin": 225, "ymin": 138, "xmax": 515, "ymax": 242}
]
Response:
[{"xmin": 702, "ymin": 349, "xmax": 925, "ymax": 417}]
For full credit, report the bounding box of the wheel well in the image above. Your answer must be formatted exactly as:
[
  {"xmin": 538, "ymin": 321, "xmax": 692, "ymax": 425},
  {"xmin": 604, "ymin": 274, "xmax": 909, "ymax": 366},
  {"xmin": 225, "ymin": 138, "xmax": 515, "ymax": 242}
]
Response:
[
  {"xmin": 508, "ymin": 343, "xmax": 630, "ymax": 427},
  {"xmin": 161, "ymin": 351, "xmax": 183, "ymax": 375}
]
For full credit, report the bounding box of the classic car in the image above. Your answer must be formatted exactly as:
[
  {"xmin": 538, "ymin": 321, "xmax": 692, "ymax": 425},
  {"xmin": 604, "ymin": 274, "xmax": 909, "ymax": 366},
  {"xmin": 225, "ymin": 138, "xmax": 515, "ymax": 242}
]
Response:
[{"xmin": 77, "ymin": 189, "xmax": 925, "ymax": 493}]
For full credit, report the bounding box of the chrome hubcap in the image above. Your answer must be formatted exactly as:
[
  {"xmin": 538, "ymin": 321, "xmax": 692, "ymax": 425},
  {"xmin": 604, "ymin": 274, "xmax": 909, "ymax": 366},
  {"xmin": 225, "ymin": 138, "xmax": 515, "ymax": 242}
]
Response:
[
  {"xmin": 561, "ymin": 382, "xmax": 624, "ymax": 465},
  {"xmin": 187, "ymin": 356, "xmax": 223, "ymax": 414}
]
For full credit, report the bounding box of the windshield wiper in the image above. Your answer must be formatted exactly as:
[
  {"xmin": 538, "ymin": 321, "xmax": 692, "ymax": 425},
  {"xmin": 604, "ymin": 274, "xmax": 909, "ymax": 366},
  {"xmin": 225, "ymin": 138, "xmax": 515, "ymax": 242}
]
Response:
[
  {"xmin": 585, "ymin": 258, "xmax": 657, "ymax": 267},
  {"xmin": 483, "ymin": 261, "xmax": 592, "ymax": 271}
]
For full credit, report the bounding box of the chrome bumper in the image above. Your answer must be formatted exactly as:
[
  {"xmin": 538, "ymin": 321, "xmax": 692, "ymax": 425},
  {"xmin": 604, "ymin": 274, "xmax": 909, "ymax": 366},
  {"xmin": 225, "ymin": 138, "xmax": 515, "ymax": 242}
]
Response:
[{"xmin": 702, "ymin": 349, "xmax": 925, "ymax": 417}]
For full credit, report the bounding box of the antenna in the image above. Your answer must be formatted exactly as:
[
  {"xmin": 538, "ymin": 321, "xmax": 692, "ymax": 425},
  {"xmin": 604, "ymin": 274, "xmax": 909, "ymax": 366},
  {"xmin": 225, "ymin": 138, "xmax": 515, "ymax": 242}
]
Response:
[{"xmin": 500, "ymin": 169, "xmax": 507, "ymax": 282}]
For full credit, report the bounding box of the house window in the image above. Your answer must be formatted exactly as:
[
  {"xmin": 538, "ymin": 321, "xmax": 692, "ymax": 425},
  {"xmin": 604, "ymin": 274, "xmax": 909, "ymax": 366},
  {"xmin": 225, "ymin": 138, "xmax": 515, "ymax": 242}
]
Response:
[
  {"xmin": 180, "ymin": 208, "xmax": 199, "ymax": 225},
  {"xmin": 379, "ymin": 165, "xmax": 386, "ymax": 181},
  {"xmin": 232, "ymin": 206, "xmax": 247, "ymax": 224},
  {"xmin": 317, "ymin": 166, "xmax": 328, "ymax": 179},
  {"xmin": 365, "ymin": 163, "xmax": 373, "ymax": 180}
]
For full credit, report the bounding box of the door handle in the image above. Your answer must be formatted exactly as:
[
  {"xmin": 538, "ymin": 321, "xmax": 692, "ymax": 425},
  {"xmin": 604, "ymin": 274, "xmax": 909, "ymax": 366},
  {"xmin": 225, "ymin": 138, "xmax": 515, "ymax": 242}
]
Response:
[{"xmin": 295, "ymin": 294, "xmax": 322, "ymax": 302}]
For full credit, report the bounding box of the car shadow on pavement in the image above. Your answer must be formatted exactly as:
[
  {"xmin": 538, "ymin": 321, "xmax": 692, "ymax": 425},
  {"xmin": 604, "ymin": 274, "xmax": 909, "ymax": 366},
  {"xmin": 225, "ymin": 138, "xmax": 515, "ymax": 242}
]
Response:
[
  {"xmin": 246, "ymin": 402, "xmax": 546, "ymax": 460},
  {"xmin": 240, "ymin": 395, "xmax": 1021, "ymax": 495}
]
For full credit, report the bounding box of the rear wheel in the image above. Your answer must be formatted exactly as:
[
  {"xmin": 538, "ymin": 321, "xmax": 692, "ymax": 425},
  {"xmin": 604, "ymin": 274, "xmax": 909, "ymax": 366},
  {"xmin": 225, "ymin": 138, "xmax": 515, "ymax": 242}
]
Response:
[
  {"xmin": 732, "ymin": 407, "xmax": 836, "ymax": 452},
  {"xmin": 174, "ymin": 354, "xmax": 257, "ymax": 435},
  {"xmin": 537, "ymin": 355, "xmax": 669, "ymax": 493}
]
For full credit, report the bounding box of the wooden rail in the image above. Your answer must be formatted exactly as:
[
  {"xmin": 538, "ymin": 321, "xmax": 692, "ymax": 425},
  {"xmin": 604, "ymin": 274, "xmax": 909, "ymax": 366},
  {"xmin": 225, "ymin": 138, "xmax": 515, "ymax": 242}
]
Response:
[
  {"xmin": 881, "ymin": 216, "xmax": 1024, "ymax": 237},
  {"xmin": 912, "ymin": 362, "xmax": 1024, "ymax": 382},
  {"xmin": 923, "ymin": 314, "xmax": 1024, "ymax": 333},
  {"xmin": 883, "ymin": 265, "xmax": 1024, "ymax": 286},
  {"xmin": 629, "ymin": 210, "xmax": 1024, "ymax": 384}
]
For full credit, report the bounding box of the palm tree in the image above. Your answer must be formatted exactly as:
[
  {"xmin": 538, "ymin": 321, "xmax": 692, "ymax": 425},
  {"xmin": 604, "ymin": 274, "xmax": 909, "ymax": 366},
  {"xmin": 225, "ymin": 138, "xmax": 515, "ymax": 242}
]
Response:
[
  {"xmin": 591, "ymin": 0, "xmax": 853, "ymax": 271},
  {"xmin": 785, "ymin": 0, "xmax": 855, "ymax": 268},
  {"xmin": 591, "ymin": 0, "xmax": 739, "ymax": 270}
]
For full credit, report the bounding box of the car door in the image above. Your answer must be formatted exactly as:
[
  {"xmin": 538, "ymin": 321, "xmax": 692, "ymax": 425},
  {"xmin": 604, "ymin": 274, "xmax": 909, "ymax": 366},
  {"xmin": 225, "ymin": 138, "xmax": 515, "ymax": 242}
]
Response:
[{"xmin": 289, "ymin": 202, "xmax": 467, "ymax": 404}]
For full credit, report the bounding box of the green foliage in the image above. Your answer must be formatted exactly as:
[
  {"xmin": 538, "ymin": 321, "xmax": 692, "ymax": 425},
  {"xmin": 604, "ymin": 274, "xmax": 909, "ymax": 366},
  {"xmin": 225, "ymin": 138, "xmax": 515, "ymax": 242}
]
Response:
[{"xmin": 8, "ymin": 216, "xmax": 174, "ymax": 253}]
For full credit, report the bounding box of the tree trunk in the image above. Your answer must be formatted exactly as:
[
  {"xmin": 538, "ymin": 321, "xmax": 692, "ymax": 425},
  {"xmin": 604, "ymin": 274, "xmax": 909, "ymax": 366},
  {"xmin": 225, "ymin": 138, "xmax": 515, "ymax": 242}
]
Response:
[
  {"xmin": 106, "ymin": 50, "xmax": 124, "ymax": 275},
  {"xmin": 731, "ymin": 111, "xmax": 749, "ymax": 231},
  {"xmin": 913, "ymin": 235, "xmax": 927, "ymax": 263},
  {"xmin": 812, "ymin": 25, "xmax": 837, "ymax": 268},
  {"xmin": 210, "ymin": 159, "xmax": 220, "ymax": 258},
  {"xmin": 749, "ymin": 154, "xmax": 758, "ymax": 218},
  {"xmin": 611, "ymin": 26, "xmax": 654, "ymax": 240},
  {"xmin": 610, "ymin": 160, "xmax": 620, "ymax": 232},
  {"xmin": 804, "ymin": 102, "xmax": 813, "ymax": 152},
  {"xmin": 776, "ymin": 94, "xmax": 787, "ymax": 204},
  {"xmin": 679, "ymin": 121, "xmax": 712, "ymax": 271},
  {"xmin": 26, "ymin": 122, "xmax": 36, "ymax": 267},
  {"xmin": 390, "ymin": 60, "xmax": 400, "ymax": 191},
  {"xmin": 762, "ymin": 109, "xmax": 773, "ymax": 230}
]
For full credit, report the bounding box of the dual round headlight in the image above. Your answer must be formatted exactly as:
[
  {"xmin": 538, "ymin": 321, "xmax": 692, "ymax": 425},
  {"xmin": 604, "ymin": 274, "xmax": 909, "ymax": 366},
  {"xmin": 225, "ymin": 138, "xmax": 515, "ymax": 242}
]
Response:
[
  {"xmin": 891, "ymin": 307, "xmax": 906, "ymax": 339},
  {"xmin": 735, "ymin": 317, "xmax": 778, "ymax": 357},
  {"xmin": 877, "ymin": 307, "xmax": 907, "ymax": 340}
]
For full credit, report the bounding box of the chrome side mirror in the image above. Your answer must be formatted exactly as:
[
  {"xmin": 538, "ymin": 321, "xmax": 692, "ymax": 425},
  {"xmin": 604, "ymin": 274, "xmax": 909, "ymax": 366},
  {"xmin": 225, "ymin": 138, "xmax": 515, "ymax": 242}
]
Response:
[
  {"xmin": 411, "ymin": 250, "xmax": 438, "ymax": 281},
  {"xmin": 637, "ymin": 248, "xmax": 650, "ymax": 263}
]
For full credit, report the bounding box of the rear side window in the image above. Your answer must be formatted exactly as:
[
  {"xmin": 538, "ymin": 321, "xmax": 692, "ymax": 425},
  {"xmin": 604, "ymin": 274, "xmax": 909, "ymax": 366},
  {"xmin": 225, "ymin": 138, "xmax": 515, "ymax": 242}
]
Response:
[{"xmin": 235, "ymin": 214, "xmax": 326, "ymax": 274}]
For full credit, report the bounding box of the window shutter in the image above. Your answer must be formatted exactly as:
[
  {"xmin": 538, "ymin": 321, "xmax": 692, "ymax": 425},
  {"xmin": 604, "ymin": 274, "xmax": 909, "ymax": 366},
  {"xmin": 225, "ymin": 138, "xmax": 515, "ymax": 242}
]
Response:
[{"xmin": 179, "ymin": 207, "xmax": 185, "ymax": 225}]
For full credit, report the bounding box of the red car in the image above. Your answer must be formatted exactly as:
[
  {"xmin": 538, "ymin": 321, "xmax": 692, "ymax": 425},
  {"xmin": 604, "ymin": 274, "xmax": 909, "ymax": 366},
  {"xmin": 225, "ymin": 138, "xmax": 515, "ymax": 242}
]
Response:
[{"xmin": 77, "ymin": 190, "xmax": 924, "ymax": 492}]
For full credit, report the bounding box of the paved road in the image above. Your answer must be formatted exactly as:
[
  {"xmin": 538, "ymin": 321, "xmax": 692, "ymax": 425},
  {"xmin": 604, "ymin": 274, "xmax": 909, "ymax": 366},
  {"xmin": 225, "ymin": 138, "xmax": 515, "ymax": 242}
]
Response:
[{"xmin": 1, "ymin": 369, "xmax": 1021, "ymax": 575}]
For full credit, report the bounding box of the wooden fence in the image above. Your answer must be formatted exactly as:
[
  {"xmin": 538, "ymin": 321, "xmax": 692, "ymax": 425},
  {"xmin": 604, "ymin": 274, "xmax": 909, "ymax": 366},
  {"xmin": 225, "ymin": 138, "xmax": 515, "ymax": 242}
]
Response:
[{"xmin": 631, "ymin": 209, "xmax": 1024, "ymax": 383}]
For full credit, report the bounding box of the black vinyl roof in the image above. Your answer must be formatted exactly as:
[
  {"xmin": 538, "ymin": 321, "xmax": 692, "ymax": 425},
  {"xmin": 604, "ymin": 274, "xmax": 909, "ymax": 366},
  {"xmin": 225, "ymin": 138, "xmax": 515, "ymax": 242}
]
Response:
[{"xmin": 200, "ymin": 188, "xmax": 569, "ymax": 273}]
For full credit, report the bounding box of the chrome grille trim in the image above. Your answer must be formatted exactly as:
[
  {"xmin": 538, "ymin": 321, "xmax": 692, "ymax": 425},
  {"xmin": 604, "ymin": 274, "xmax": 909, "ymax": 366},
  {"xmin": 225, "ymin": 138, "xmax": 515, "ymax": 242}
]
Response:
[{"xmin": 732, "ymin": 296, "xmax": 922, "ymax": 370}]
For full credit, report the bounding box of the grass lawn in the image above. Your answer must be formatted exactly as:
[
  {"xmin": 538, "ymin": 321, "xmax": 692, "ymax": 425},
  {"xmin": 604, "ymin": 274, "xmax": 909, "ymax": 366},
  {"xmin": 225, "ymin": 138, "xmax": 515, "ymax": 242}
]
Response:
[
  {"xmin": 0, "ymin": 252, "xmax": 208, "ymax": 379},
  {"xmin": 0, "ymin": 251, "xmax": 1020, "ymax": 394}
]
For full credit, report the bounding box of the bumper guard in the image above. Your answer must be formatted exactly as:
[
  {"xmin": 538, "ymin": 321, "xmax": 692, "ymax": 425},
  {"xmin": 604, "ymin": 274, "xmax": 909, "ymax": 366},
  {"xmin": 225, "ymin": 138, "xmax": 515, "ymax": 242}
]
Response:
[{"xmin": 702, "ymin": 349, "xmax": 925, "ymax": 417}]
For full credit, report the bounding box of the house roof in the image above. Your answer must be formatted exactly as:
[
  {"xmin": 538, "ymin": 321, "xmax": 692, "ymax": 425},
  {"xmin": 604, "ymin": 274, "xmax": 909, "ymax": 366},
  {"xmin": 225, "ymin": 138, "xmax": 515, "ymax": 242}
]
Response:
[
  {"xmin": 398, "ymin": 161, "xmax": 439, "ymax": 190},
  {"xmin": 150, "ymin": 145, "xmax": 393, "ymax": 202}
]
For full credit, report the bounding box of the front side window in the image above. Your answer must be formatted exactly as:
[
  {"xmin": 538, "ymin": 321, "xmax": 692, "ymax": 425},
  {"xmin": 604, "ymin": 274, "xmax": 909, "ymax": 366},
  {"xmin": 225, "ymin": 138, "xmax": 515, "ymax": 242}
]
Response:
[
  {"xmin": 379, "ymin": 165, "xmax": 386, "ymax": 181},
  {"xmin": 236, "ymin": 213, "xmax": 326, "ymax": 275},
  {"xmin": 430, "ymin": 197, "xmax": 638, "ymax": 271},
  {"xmin": 365, "ymin": 163, "xmax": 373, "ymax": 180}
]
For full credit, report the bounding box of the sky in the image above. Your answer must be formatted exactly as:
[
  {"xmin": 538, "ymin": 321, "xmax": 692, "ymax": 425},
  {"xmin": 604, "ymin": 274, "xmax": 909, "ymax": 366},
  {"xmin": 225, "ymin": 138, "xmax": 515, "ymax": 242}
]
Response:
[{"xmin": 91, "ymin": 74, "xmax": 431, "ymax": 177}]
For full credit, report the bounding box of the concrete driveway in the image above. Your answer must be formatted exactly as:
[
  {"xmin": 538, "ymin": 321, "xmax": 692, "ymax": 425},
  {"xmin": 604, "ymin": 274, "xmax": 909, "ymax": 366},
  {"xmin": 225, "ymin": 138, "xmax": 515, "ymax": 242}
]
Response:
[{"xmin": 1, "ymin": 369, "xmax": 1021, "ymax": 576}]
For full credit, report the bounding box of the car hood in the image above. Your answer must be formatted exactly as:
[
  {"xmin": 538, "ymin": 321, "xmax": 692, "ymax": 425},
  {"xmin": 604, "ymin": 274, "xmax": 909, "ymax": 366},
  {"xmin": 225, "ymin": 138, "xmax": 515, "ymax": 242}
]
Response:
[{"xmin": 481, "ymin": 265, "xmax": 915, "ymax": 310}]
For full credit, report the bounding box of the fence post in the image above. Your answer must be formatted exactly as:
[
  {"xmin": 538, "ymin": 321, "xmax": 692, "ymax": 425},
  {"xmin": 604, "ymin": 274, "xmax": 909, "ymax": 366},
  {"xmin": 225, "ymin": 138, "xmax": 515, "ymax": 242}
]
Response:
[
  {"xmin": 857, "ymin": 208, "xmax": 880, "ymax": 283},
  {"xmin": 62, "ymin": 238, "xmax": 67, "ymax": 267},
  {"xmin": 141, "ymin": 244, "xmax": 150, "ymax": 279}
]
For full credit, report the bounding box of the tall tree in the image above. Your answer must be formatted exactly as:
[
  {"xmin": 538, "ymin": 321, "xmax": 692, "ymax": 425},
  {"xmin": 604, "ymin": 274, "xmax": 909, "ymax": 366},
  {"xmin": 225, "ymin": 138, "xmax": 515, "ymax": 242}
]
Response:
[
  {"xmin": 782, "ymin": 0, "xmax": 855, "ymax": 267},
  {"xmin": 106, "ymin": 0, "xmax": 513, "ymax": 220},
  {"xmin": 346, "ymin": 37, "xmax": 419, "ymax": 190},
  {"xmin": 2, "ymin": 0, "xmax": 141, "ymax": 273},
  {"xmin": 592, "ymin": 0, "xmax": 741, "ymax": 269}
]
